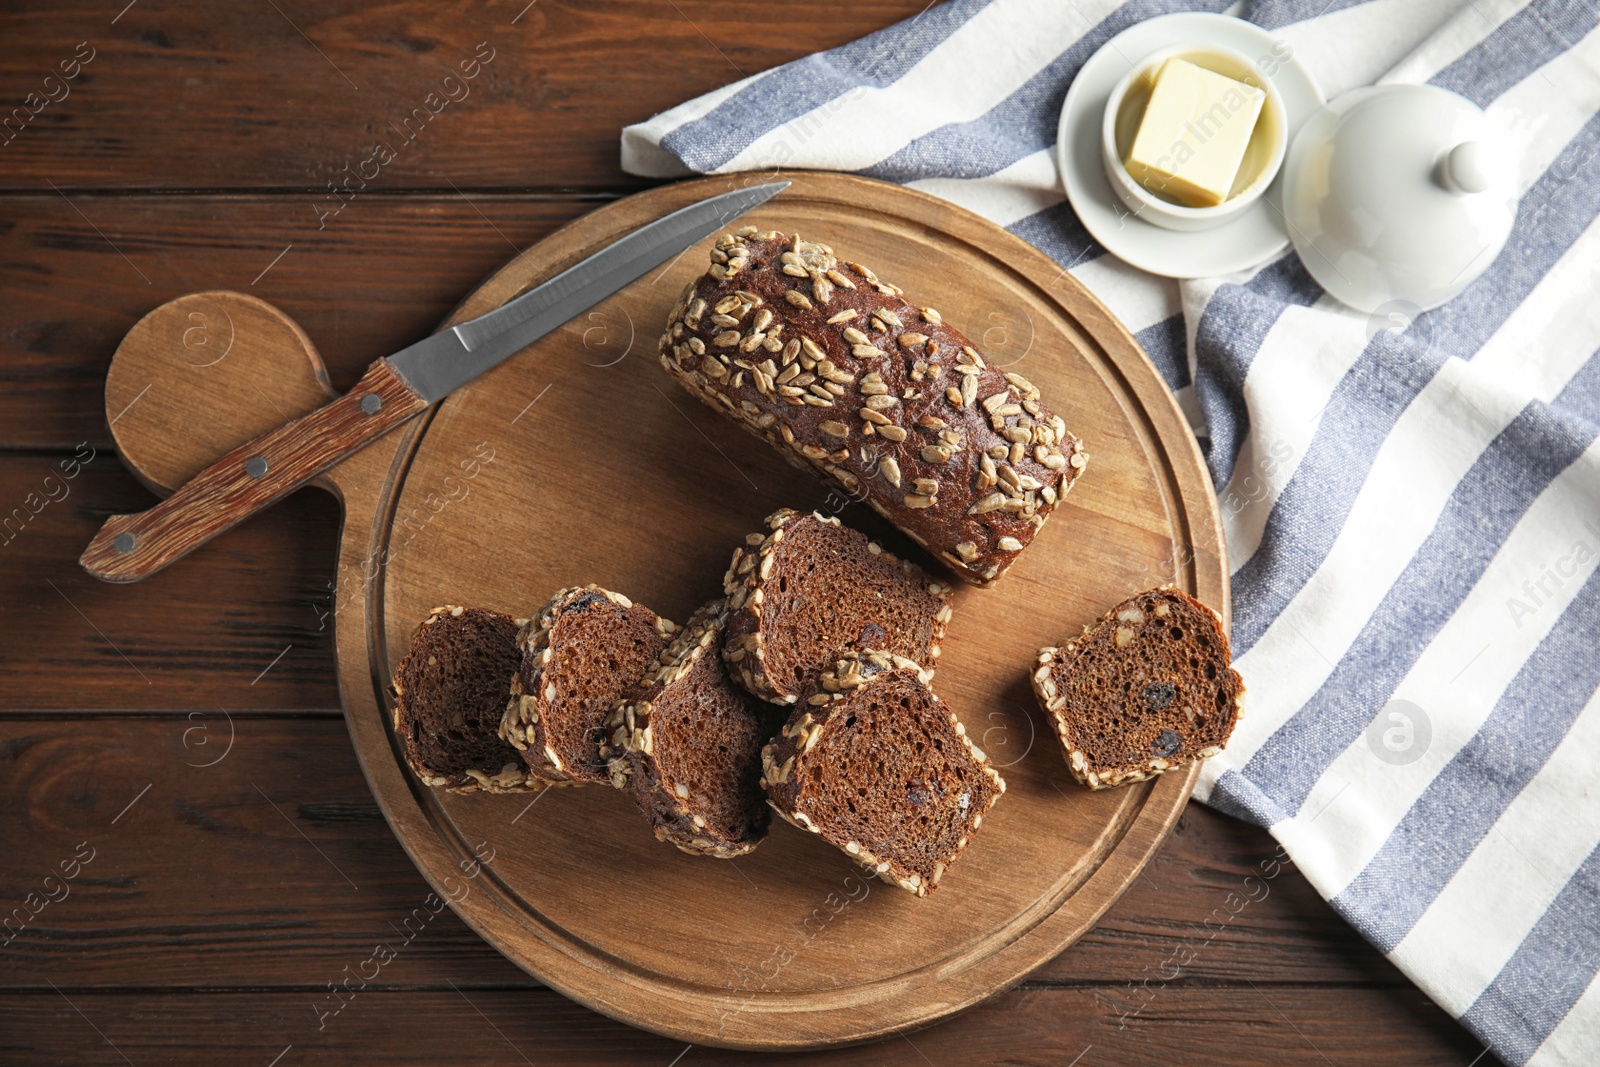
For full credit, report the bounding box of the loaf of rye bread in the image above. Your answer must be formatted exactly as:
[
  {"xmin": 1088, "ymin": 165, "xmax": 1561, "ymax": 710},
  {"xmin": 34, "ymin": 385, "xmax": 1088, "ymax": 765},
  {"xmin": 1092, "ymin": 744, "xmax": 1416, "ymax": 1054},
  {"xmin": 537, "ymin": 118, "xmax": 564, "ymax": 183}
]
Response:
[
  {"xmin": 762, "ymin": 651, "xmax": 1004, "ymax": 896},
  {"xmin": 659, "ymin": 228, "xmax": 1087, "ymax": 584},
  {"xmin": 723, "ymin": 508, "xmax": 951, "ymax": 705},
  {"xmin": 390, "ymin": 605, "xmax": 538, "ymax": 794},
  {"xmin": 500, "ymin": 586, "xmax": 679, "ymax": 786},
  {"xmin": 1031, "ymin": 587, "xmax": 1245, "ymax": 789},
  {"xmin": 603, "ymin": 600, "xmax": 784, "ymax": 858}
]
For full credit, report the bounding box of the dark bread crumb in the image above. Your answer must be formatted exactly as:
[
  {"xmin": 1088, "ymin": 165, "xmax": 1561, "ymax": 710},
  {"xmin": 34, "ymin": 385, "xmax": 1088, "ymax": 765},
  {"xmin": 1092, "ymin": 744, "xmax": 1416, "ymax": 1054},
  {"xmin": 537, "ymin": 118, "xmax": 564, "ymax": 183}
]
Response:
[
  {"xmin": 723, "ymin": 508, "xmax": 951, "ymax": 705},
  {"xmin": 604, "ymin": 600, "xmax": 786, "ymax": 858},
  {"xmin": 500, "ymin": 586, "xmax": 679, "ymax": 786},
  {"xmin": 391, "ymin": 605, "xmax": 536, "ymax": 794},
  {"xmin": 1032, "ymin": 586, "xmax": 1245, "ymax": 789},
  {"xmin": 762, "ymin": 650, "xmax": 1004, "ymax": 896}
]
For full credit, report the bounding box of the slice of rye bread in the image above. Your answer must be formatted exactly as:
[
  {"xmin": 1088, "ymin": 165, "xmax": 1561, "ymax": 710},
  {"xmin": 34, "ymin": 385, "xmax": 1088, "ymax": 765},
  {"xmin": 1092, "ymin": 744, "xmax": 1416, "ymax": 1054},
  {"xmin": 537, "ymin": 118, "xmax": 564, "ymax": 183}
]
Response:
[
  {"xmin": 722, "ymin": 508, "xmax": 952, "ymax": 705},
  {"xmin": 1031, "ymin": 586, "xmax": 1246, "ymax": 789},
  {"xmin": 762, "ymin": 651, "xmax": 1005, "ymax": 896},
  {"xmin": 602, "ymin": 600, "xmax": 786, "ymax": 858},
  {"xmin": 391, "ymin": 605, "xmax": 540, "ymax": 794},
  {"xmin": 500, "ymin": 586, "xmax": 679, "ymax": 786}
]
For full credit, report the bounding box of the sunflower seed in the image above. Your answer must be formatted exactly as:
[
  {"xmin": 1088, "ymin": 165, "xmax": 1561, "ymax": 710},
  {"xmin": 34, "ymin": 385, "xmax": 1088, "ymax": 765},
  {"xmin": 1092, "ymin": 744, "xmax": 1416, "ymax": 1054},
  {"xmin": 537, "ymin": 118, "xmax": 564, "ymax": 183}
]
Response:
[
  {"xmin": 898, "ymin": 332, "xmax": 929, "ymax": 347},
  {"xmin": 784, "ymin": 289, "xmax": 813, "ymax": 309},
  {"xmin": 913, "ymin": 477, "xmax": 939, "ymax": 495},
  {"xmin": 864, "ymin": 394, "xmax": 897, "ymax": 410},
  {"xmin": 859, "ymin": 407, "xmax": 891, "ymax": 425},
  {"xmin": 826, "ymin": 309, "xmax": 857, "ymax": 325},
  {"xmin": 955, "ymin": 541, "xmax": 978, "ymax": 561},
  {"xmin": 714, "ymin": 296, "xmax": 743, "ymax": 315},
  {"xmin": 878, "ymin": 425, "xmax": 908, "ymax": 443},
  {"xmin": 876, "ymin": 307, "xmax": 903, "ymax": 328},
  {"xmin": 825, "ymin": 269, "xmax": 856, "ymax": 289},
  {"xmin": 859, "ymin": 373, "xmax": 888, "ymax": 395},
  {"xmin": 879, "ymin": 455, "xmax": 901, "ymax": 486},
  {"xmin": 820, "ymin": 420, "xmax": 850, "ymax": 438},
  {"xmin": 945, "ymin": 386, "xmax": 964, "ymax": 406},
  {"xmin": 1070, "ymin": 450, "xmax": 1087, "ymax": 469},
  {"xmin": 1004, "ymin": 371, "xmax": 1039, "ymax": 397},
  {"xmin": 921, "ymin": 444, "xmax": 951, "ymax": 464},
  {"xmin": 960, "ymin": 375, "xmax": 978, "ymax": 406},
  {"xmin": 842, "ymin": 326, "xmax": 869, "ymax": 345},
  {"xmin": 713, "ymin": 331, "xmax": 739, "ymax": 347},
  {"xmin": 921, "ymin": 307, "xmax": 942, "ymax": 325},
  {"xmin": 782, "ymin": 263, "xmax": 808, "ymax": 277},
  {"xmin": 852, "ymin": 344, "xmax": 887, "ymax": 359},
  {"xmin": 687, "ymin": 336, "xmax": 705, "ymax": 355},
  {"xmin": 905, "ymin": 493, "xmax": 935, "ymax": 509},
  {"xmin": 970, "ymin": 493, "xmax": 1006, "ymax": 515}
]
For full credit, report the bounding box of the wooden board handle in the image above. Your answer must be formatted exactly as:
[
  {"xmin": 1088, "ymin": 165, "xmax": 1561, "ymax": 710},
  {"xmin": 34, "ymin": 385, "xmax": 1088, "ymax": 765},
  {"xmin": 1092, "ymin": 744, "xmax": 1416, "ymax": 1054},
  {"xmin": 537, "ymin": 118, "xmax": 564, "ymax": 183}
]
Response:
[{"xmin": 81, "ymin": 359, "xmax": 428, "ymax": 583}]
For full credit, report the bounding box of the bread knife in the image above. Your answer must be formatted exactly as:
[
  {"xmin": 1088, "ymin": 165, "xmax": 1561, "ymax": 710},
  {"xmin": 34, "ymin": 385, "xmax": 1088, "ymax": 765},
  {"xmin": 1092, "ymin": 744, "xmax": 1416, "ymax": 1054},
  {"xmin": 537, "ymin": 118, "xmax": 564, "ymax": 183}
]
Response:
[{"xmin": 80, "ymin": 180, "xmax": 789, "ymax": 584}]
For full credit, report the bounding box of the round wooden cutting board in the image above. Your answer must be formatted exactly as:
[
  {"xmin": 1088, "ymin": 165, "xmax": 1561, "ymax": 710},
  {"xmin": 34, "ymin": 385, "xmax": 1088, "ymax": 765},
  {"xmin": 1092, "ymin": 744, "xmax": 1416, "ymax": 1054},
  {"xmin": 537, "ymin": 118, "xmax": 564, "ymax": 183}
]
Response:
[{"xmin": 105, "ymin": 171, "xmax": 1226, "ymax": 1050}]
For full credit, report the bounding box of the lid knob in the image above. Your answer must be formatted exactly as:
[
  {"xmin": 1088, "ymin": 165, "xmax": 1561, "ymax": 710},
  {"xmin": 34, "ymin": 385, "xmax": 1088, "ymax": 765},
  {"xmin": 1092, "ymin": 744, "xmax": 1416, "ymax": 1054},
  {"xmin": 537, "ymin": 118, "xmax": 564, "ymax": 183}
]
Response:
[{"xmin": 1442, "ymin": 141, "xmax": 1491, "ymax": 194}]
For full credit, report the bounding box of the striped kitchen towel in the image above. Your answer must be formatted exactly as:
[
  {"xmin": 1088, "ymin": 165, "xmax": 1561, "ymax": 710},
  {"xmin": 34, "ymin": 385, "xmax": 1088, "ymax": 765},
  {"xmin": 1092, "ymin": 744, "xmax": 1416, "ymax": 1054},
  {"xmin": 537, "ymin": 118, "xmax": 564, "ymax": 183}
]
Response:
[{"xmin": 623, "ymin": 0, "xmax": 1600, "ymax": 1062}]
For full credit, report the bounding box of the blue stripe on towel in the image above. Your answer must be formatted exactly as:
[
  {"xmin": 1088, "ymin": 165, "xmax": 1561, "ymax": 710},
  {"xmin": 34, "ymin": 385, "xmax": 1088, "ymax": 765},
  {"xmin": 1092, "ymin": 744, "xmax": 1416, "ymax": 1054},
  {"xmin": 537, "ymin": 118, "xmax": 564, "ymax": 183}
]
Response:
[
  {"xmin": 661, "ymin": 0, "xmax": 996, "ymax": 173},
  {"xmin": 1243, "ymin": 0, "xmax": 1376, "ymax": 30},
  {"xmin": 863, "ymin": 0, "xmax": 1230, "ymax": 183},
  {"xmin": 1191, "ymin": 254, "xmax": 1323, "ymax": 488},
  {"xmin": 1430, "ymin": 0, "xmax": 1600, "ymax": 108},
  {"xmin": 1462, "ymin": 839, "xmax": 1600, "ymax": 1064},
  {"xmin": 1137, "ymin": 313, "xmax": 1192, "ymax": 391}
]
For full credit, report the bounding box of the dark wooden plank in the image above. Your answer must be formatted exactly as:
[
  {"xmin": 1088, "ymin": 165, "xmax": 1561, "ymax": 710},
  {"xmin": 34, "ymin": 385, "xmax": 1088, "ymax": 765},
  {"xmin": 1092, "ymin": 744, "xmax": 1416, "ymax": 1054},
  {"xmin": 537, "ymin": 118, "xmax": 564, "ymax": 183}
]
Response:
[
  {"xmin": 0, "ymin": 0, "xmax": 925, "ymax": 191},
  {"xmin": 0, "ymin": 986, "xmax": 1495, "ymax": 1065},
  {"xmin": 0, "ymin": 716, "xmax": 1413, "ymax": 990},
  {"xmin": 0, "ymin": 457, "xmax": 340, "ymax": 709},
  {"xmin": 0, "ymin": 195, "xmax": 594, "ymax": 450}
]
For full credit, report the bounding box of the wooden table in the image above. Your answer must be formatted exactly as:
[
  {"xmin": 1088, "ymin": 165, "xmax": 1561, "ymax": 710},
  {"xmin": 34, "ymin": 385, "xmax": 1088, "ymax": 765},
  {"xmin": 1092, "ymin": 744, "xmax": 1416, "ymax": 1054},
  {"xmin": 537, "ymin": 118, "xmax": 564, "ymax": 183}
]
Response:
[{"xmin": 0, "ymin": 3, "xmax": 1497, "ymax": 1063}]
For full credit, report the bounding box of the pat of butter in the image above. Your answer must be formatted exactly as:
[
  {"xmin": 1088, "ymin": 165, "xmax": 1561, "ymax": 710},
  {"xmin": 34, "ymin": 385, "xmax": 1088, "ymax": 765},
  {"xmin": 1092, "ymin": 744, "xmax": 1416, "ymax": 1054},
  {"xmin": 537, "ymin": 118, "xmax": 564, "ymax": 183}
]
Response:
[{"xmin": 1124, "ymin": 57, "xmax": 1266, "ymax": 208}]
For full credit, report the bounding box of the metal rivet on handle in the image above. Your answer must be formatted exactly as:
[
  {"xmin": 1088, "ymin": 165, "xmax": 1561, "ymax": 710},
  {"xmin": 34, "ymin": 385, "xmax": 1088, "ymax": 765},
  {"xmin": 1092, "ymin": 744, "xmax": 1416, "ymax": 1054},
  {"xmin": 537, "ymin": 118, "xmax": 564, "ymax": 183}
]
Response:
[
  {"xmin": 113, "ymin": 533, "xmax": 136, "ymax": 554},
  {"xmin": 245, "ymin": 456, "xmax": 269, "ymax": 478},
  {"xmin": 361, "ymin": 393, "xmax": 382, "ymax": 415}
]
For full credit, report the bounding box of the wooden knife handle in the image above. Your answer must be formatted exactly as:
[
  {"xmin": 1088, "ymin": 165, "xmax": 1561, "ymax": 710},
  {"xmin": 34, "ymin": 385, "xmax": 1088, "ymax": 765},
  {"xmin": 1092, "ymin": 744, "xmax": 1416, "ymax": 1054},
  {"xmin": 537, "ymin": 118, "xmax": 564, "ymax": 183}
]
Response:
[{"xmin": 81, "ymin": 359, "xmax": 429, "ymax": 583}]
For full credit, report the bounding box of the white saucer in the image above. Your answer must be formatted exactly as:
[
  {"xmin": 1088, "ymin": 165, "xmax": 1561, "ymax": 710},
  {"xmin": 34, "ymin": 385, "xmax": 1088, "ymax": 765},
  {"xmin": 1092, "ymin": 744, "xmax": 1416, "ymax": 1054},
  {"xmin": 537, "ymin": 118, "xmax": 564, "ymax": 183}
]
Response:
[{"xmin": 1056, "ymin": 12, "xmax": 1325, "ymax": 278}]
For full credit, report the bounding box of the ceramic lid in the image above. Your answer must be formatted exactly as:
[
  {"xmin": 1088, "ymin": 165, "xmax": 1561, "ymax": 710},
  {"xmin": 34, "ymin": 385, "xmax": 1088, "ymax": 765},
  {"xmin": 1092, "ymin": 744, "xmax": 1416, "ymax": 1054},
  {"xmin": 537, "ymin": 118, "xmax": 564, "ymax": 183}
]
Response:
[{"xmin": 1282, "ymin": 83, "xmax": 1517, "ymax": 313}]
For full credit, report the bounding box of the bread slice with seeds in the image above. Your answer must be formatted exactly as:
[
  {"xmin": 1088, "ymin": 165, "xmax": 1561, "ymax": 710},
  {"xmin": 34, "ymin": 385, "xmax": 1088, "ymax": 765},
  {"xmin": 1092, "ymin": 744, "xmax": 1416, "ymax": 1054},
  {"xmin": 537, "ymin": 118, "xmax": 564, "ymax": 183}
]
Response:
[
  {"xmin": 762, "ymin": 651, "xmax": 1004, "ymax": 896},
  {"xmin": 723, "ymin": 508, "xmax": 951, "ymax": 705},
  {"xmin": 659, "ymin": 228, "xmax": 1087, "ymax": 584},
  {"xmin": 500, "ymin": 586, "xmax": 679, "ymax": 786},
  {"xmin": 1031, "ymin": 586, "xmax": 1245, "ymax": 789},
  {"xmin": 603, "ymin": 600, "xmax": 785, "ymax": 858},
  {"xmin": 391, "ymin": 605, "xmax": 539, "ymax": 794}
]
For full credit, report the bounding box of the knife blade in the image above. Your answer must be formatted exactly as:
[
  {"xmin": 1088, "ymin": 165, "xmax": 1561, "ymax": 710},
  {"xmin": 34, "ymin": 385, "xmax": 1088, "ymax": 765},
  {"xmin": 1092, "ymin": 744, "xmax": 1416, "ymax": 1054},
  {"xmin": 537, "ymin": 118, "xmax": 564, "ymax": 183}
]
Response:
[
  {"xmin": 388, "ymin": 180, "xmax": 789, "ymax": 402},
  {"xmin": 80, "ymin": 180, "xmax": 789, "ymax": 583}
]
